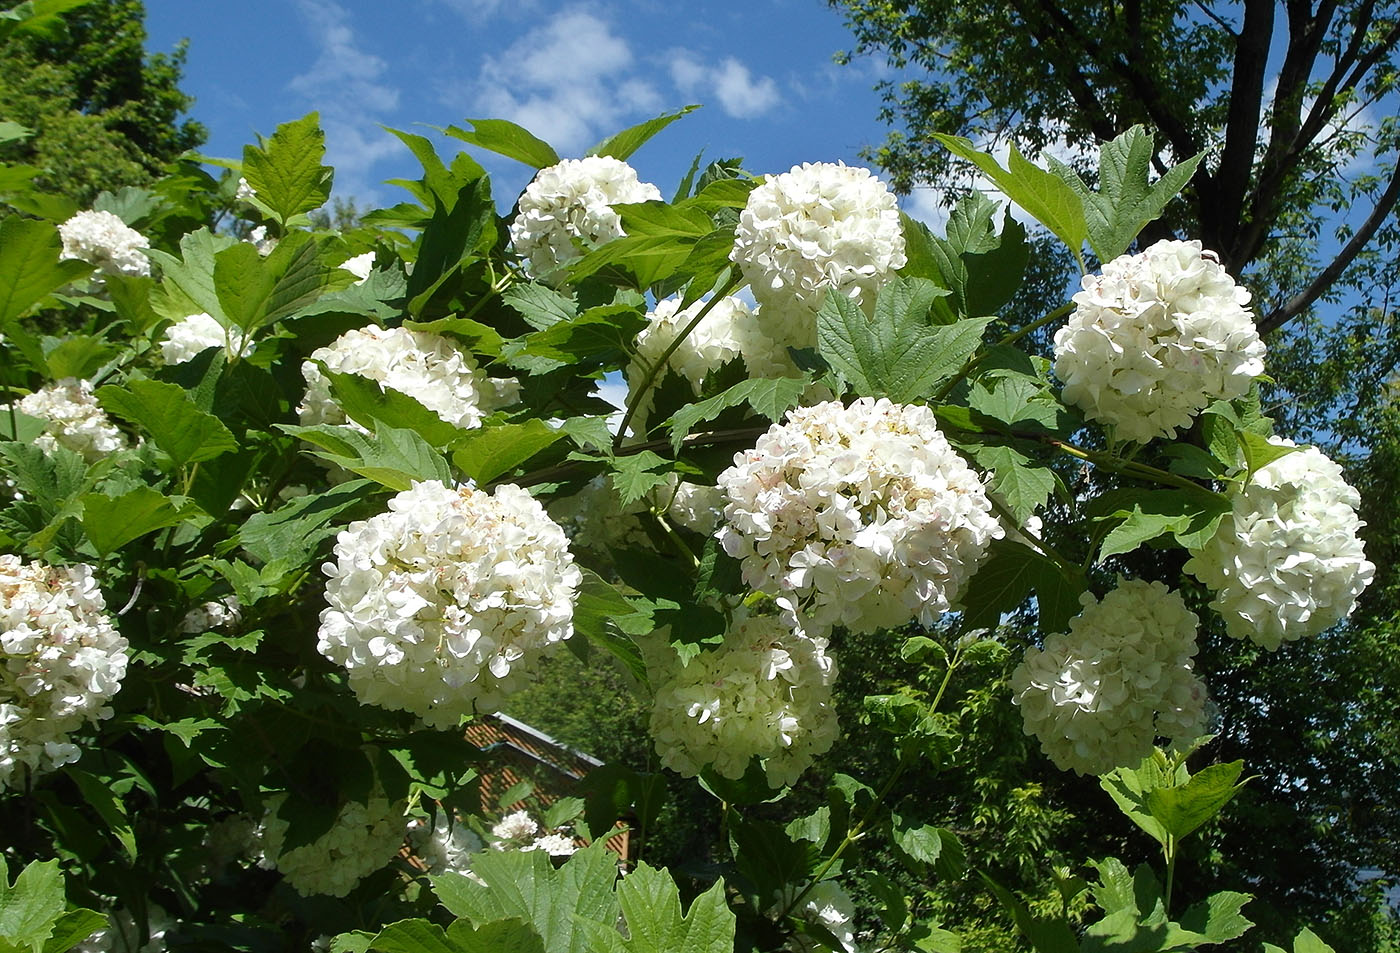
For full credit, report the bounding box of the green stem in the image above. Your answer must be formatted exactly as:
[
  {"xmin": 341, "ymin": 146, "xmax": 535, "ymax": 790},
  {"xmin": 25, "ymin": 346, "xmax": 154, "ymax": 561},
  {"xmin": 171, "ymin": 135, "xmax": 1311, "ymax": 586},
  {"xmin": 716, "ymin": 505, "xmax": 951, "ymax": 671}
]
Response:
[
  {"xmin": 1163, "ymin": 834, "xmax": 1177, "ymax": 916},
  {"xmin": 997, "ymin": 301, "xmax": 1074, "ymax": 350},
  {"xmin": 651, "ymin": 512, "xmax": 699, "ymax": 568},
  {"xmin": 612, "ymin": 272, "xmax": 743, "ymax": 450},
  {"xmin": 1045, "ymin": 438, "xmax": 1215, "ymax": 495},
  {"xmin": 460, "ymin": 267, "xmax": 516, "ymax": 323}
]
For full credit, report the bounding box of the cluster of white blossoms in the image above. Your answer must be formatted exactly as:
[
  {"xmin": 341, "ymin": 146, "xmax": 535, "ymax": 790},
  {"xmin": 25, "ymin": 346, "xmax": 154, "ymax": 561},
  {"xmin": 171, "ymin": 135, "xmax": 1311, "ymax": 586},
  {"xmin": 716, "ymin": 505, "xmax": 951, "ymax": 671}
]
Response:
[
  {"xmin": 717, "ymin": 398, "xmax": 1002, "ymax": 636},
  {"xmin": 509, "ymin": 156, "xmax": 662, "ymax": 283},
  {"xmin": 488, "ymin": 809, "xmax": 577, "ymax": 855},
  {"xmin": 261, "ymin": 792, "xmax": 407, "ymax": 897},
  {"xmin": 407, "ymin": 812, "xmax": 483, "ymax": 874},
  {"xmin": 178, "ymin": 595, "xmax": 242, "ymax": 634},
  {"xmin": 1, "ymin": 556, "xmax": 128, "ymax": 791},
  {"xmin": 299, "ymin": 325, "xmax": 519, "ymax": 432},
  {"xmin": 318, "ymin": 480, "xmax": 581, "ymax": 724},
  {"xmin": 17, "ymin": 378, "xmax": 128, "ymax": 462},
  {"xmin": 772, "ymin": 881, "xmax": 858, "ymax": 953},
  {"xmin": 730, "ymin": 162, "xmax": 905, "ymax": 319},
  {"xmin": 1011, "ymin": 579, "xmax": 1210, "ymax": 776},
  {"xmin": 625, "ymin": 295, "xmax": 794, "ymax": 437},
  {"xmin": 159, "ymin": 313, "xmax": 254, "ymax": 365},
  {"xmin": 58, "ymin": 209, "xmax": 151, "ymax": 278},
  {"xmin": 1185, "ymin": 441, "xmax": 1374, "ymax": 650},
  {"xmin": 649, "ymin": 614, "xmax": 839, "ymax": 788},
  {"xmin": 1053, "ymin": 240, "xmax": 1266, "ymax": 444}
]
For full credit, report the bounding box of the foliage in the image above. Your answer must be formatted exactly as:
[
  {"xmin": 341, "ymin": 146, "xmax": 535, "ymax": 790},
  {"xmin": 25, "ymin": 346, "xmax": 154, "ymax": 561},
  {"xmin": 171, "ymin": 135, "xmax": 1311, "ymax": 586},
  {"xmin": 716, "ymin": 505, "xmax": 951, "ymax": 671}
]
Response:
[{"xmin": 0, "ymin": 69, "xmax": 1388, "ymax": 953}]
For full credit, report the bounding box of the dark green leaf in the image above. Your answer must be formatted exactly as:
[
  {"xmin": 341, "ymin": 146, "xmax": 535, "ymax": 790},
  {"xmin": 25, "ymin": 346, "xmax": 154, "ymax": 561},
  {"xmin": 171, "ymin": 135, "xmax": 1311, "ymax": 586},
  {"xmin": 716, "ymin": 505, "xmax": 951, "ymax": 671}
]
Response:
[
  {"xmin": 665, "ymin": 377, "xmax": 806, "ymax": 451},
  {"xmin": 281, "ymin": 423, "xmax": 451, "ymax": 492},
  {"xmin": 242, "ymin": 113, "xmax": 335, "ymax": 224},
  {"xmin": 502, "ymin": 283, "xmax": 577, "ymax": 331},
  {"xmin": 446, "ymin": 119, "xmax": 561, "ymax": 169},
  {"xmin": 97, "ymin": 379, "xmax": 238, "ymax": 468},
  {"xmin": 587, "ymin": 106, "xmax": 699, "ymax": 162},
  {"xmin": 0, "ymin": 217, "xmax": 91, "ymax": 330},
  {"xmin": 451, "ymin": 420, "xmax": 563, "ymax": 484},
  {"xmin": 236, "ymin": 480, "xmax": 372, "ymax": 567},
  {"xmin": 80, "ymin": 487, "xmax": 186, "ymax": 556}
]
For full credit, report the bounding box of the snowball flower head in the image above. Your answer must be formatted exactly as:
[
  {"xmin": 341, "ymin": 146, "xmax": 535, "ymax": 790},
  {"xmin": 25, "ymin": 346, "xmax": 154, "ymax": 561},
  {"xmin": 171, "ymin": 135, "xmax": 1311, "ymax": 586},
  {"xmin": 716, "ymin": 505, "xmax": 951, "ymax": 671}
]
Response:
[
  {"xmin": 772, "ymin": 881, "xmax": 858, "ymax": 953},
  {"xmin": 625, "ymin": 294, "xmax": 795, "ymax": 437},
  {"xmin": 717, "ymin": 398, "xmax": 1002, "ymax": 636},
  {"xmin": 1011, "ymin": 579, "xmax": 1209, "ymax": 776},
  {"xmin": 17, "ymin": 378, "xmax": 128, "ymax": 462},
  {"xmin": 160, "ymin": 313, "xmax": 254, "ymax": 364},
  {"xmin": 491, "ymin": 810, "xmax": 539, "ymax": 845},
  {"xmin": 58, "ymin": 209, "xmax": 150, "ymax": 278},
  {"xmin": 509, "ymin": 156, "xmax": 662, "ymax": 283},
  {"xmin": 1053, "ymin": 239, "xmax": 1266, "ymax": 443},
  {"xmin": 730, "ymin": 161, "xmax": 905, "ymax": 313},
  {"xmin": 1184, "ymin": 441, "xmax": 1374, "ymax": 650},
  {"xmin": 318, "ymin": 480, "xmax": 582, "ymax": 725},
  {"xmin": 262, "ymin": 791, "xmax": 406, "ymax": 897},
  {"xmin": 649, "ymin": 613, "xmax": 839, "ymax": 788},
  {"xmin": 300, "ymin": 325, "xmax": 519, "ymax": 433},
  {"xmin": 408, "ymin": 813, "xmax": 482, "ymax": 873},
  {"xmin": 1, "ymin": 555, "xmax": 128, "ymax": 791}
]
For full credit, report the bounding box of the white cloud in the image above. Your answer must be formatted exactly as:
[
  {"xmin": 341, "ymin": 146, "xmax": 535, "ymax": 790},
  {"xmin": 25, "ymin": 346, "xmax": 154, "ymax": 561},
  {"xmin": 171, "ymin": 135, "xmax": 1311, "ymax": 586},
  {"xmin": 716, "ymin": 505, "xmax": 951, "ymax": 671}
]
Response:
[
  {"xmin": 471, "ymin": 8, "xmax": 662, "ymax": 154},
  {"xmin": 288, "ymin": 0, "xmax": 402, "ymax": 201},
  {"xmin": 668, "ymin": 51, "xmax": 780, "ymax": 119}
]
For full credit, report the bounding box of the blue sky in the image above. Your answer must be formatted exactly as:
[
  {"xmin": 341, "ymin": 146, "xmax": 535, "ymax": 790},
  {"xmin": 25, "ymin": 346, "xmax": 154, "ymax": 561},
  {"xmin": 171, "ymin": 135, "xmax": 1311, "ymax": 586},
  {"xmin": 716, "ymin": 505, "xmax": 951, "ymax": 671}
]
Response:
[{"xmin": 143, "ymin": 0, "xmax": 928, "ymax": 218}]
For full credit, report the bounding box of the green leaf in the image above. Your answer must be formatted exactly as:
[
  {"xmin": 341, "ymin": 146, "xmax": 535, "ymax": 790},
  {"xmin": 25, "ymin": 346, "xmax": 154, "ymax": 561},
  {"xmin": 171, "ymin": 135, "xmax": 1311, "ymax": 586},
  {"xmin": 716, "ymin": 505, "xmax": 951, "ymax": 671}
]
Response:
[
  {"xmin": 971, "ymin": 444, "xmax": 1054, "ymax": 522},
  {"xmin": 932, "ymin": 134, "xmax": 1089, "ymax": 258},
  {"xmin": 614, "ymin": 201, "xmax": 714, "ymax": 239},
  {"xmin": 451, "ymin": 420, "xmax": 564, "ymax": 484},
  {"xmin": 1099, "ymin": 760, "xmax": 1174, "ymax": 848},
  {"xmin": 146, "ymin": 227, "xmax": 237, "ymax": 323},
  {"xmin": 891, "ymin": 814, "xmax": 962, "ymax": 879},
  {"xmin": 321, "ymin": 368, "xmax": 465, "ymax": 449},
  {"xmin": 1144, "ymin": 761, "xmax": 1247, "ymax": 840},
  {"xmin": 1047, "ymin": 126, "xmax": 1204, "ymax": 261},
  {"xmin": 0, "ymin": 217, "xmax": 91, "ymax": 330},
  {"xmin": 39, "ymin": 333, "xmax": 117, "ymax": 381},
  {"xmin": 431, "ymin": 845, "xmax": 620, "ymax": 953},
  {"xmin": 97, "ymin": 379, "xmax": 238, "ymax": 468},
  {"xmin": 66, "ymin": 768, "xmax": 136, "ymax": 861},
  {"xmin": 511, "ymin": 304, "xmax": 646, "ymax": 369},
  {"xmin": 212, "ymin": 241, "xmax": 277, "ymax": 334},
  {"xmin": 406, "ymin": 177, "xmax": 495, "ymax": 314},
  {"xmin": 610, "ymin": 451, "xmax": 671, "ymax": 505},
  {"xmin": 365, "ymin": 920, "xmax": 463, "ymax": 953},
  {"xmin": 281, "ymin": 423, "xmax": 452, "ymax": 492},
  {"xmin": 383, "ymin": 125, "xmax": 486, "ymax": 210},
  {"xmin": 446, "ymin": 119, "xmax": 560, "ymax": 169},
  {"xmin": 1172, "ymin": 891, "xmax": 1254, "ymax": 946},
  {"xmin": 958, "ymin": 538, "xmax": 1081, "ymax": 634},
  {"xmin": 614, "ymin": 864, "xmax": 735, "ymax": 953},
  {"xmin": 1239, "ymin": 430, "xmax": 1297, "ymax": 477},
  {"xmin": 0, "ymin": 859, "xmax": 66, "ymax": 953},
  {"xmin": 237, "ymin": 480, "xmax": 372, "ymax": 569},
  {"xmin": 1096, "ymin": 490, "xmax": 1231, "ymax": 561},
  {"xmin": 980, "ymin": 873, "xmax": 1080, "ymax": 953},
  {"xmin": 502, "ymin": 283, "xmax": 577, "ymax": 331},
  {"xmin": 242, "ymin": 113, "xmax": 335, "ymax": 224},
  {"xmin": 587, "ymin": 107, "xmax": 699, "ymax": 162},
  {"xmin": 665, "ymin": 377, "xmax": 806, "ymax": 451},
  {"xmin": 566, "ymin": 234, "xmax": 700, "ymax": 288},
  {"xmin": 817, "ymin": 279, "xmax": 991, "ymax": 402},
  {"xmin": 80, "ymin": 486, "xmax": 186, "ymax": 556},
  {"xmin": 40, "ymin": 910, "xmax": 107, "ymax": 953},
  {"xmin": 571, "ymin": 571, "xmax": 649, "ymax": 682}
]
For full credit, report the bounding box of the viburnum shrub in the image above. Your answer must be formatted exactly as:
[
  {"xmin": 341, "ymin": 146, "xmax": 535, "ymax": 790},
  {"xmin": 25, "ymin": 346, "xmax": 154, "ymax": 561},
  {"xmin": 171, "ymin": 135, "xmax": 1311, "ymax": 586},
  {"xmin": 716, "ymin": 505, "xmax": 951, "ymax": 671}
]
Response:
[{"xmin": 0, "ymin": 98, "xmax": 1369, "ymax": 953}]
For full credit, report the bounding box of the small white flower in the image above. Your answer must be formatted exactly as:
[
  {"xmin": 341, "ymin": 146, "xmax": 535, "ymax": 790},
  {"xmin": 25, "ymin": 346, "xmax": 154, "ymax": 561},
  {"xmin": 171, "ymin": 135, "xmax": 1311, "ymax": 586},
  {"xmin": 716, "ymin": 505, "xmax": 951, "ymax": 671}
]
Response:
[
  {"xmin": 16, "ymin": 378, "xmax": 128, "ymax": 462},
  {"xmin": 509, "ymin": 156, "xmax": 662, "ymax": 284},
  {"xmin": 491, "ymin": 809, "xmax": 539, "ymax": 844},
  {"xmin": 159, "ymin": 313, "xmax": 254, "ymax": 364},
  {"xmin": 408, "ymin": 812, "xmax": 483, "ymax": 873},
  {"xmin": 318, "ymin": 480, "xmax": 582, "ymax": 724},
  {"xmin": 716, "ymin": 398, "xmax": 1002, "ymax": 636},
  {"xmin": 1053, "ymin": 240, "xmax": 1266, "ymax": 443},
  {"xmin": 1011, "ymin": 579, "xmax": 1209, "ymax": 776},
  {"xmin": 261, "ymin": 791, "xmax": 407, "ymax": 897},
  {"xmin": 1185, "ymin": 441, "xmax": 1374, "ymax": 649},
  {"xmin": 772, "ymin": 881, "xmax": 858, "ymax": 953},
  {"xmin": 178, "ymin": 595, "xmax": 242, "ymax": 634},
  {"xmin": 235, "ymin": 177, "xmax": 256, "ymax": 203},
  {"xmin": 58, "ymin": 209, "xmax": 150, "ymax": 278},
  {"xmin": 649, "ymin": 613, "xmax": 839, "ymax": 788},
  {"xmin": 300, "ymin": 325, "xmax": 518, "ymax": 434},
  {"xmin": 528, "ymin": 831, "xmax": 577, "ymax": 856},
  {"xmin": 340, "ymin": 251, "xmax": 376, "ymax": 284},
  {"xmin": 0, "ymin": 555, "xmax": 128, "ymax": 791},
  {"xmin": 731, "ymin": 162, "xmax": 905, "ymax": 317}
]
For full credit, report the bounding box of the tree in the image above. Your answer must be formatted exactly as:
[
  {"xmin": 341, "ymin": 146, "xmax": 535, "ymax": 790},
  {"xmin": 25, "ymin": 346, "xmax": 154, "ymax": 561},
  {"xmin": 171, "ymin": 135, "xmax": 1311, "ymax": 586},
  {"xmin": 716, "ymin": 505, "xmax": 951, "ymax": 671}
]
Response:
[
  {"xmin": 0, "ymin": 0, "xmax": 205, "ymax": 205},
  {"xmin": 831, "ymin": 0, "xmax": 1400, "ymax": 333}
]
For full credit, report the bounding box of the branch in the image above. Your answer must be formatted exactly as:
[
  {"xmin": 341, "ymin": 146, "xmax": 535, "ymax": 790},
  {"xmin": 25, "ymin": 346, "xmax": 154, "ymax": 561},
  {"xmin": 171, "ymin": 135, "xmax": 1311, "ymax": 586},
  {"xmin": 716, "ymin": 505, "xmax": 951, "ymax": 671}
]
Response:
[
  {"xmin": 1208, "ymin": 0, "xmax": 1276, "ymax": 264},
  {"xmin": 1259, "ymin": 158, "xmax": 1400, "ymax": 334}
]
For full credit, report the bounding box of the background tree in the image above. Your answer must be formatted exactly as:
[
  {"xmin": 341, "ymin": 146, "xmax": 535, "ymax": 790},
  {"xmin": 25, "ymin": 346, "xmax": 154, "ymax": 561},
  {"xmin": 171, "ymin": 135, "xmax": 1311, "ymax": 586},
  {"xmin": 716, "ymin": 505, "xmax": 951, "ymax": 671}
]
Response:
[{"xmin": 0, "ymin": 0, "xmax": 206, "ymax": 206}]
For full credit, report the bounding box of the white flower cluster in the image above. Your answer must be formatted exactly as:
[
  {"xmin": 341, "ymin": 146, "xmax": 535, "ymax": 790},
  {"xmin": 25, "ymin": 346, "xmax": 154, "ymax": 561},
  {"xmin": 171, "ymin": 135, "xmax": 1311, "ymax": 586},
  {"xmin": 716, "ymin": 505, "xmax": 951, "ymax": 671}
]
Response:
[
  {"xmin": 489, "ymin": 809, "xmax": 576, "ymax": 855},
  {"xmin": 1011, "ymin": 579, "xmax": 1209, "ymax": 776},
  {"xmin": 58, "ymin": 210, "xmax": 151, "ymax": 278},
  {"xmin": 1, "ymin": 556, "xmax": 128, "ymax": 791},
  {"xmin": 17, "ymin": 378, "xmax": 128, "ymax": 462},
  {"xmin": 625, "ymin": 294, "xmax": 795, "ymax": 437},
  {"xmin": 261, "ymin": 792, "xmax": 406, "ymax": 897},
  {"xmin": 1185, "ymin": 441, "xmax": 1374, "ymax": 650},
  {"xmin": 318, "ymin": 480, "xmax": 581, "ymax": 724},
  {"xmin": 509, "ymin": 156, "xmax": 662, "ymax": 283},
  {"xmin": 731, "ymin": 162, "xmax": 905, "ymax": 320},
  {"xmin": 159, "ymin": 313, "xmax": 254, "ymax": 365},
  {"xmin": 717, "ymin": 398, "xmax": 1002, "ymax": 636},
  {"xmin": 235, "ymin": 176, "xmax": 256, "ymax": 203},
  {"xmin": 773, "ymin": 881, "xmax": 858, "ymax": 953},
  {"xmin": 178, "ymin": 595, "xmax": 242, "ymax": 634},
  {"xmin": 1053, "ymin": 240, "xmax": 1266, "ymax": 444},
  {"xmin": 407, "ymin": 812, "xmax": 482, "ymax": 873},
  {"xmin": 299, "ymin": 325, "xmax": 519, "ymax": 432},
  {"xmin": 649, "ymin": 614, "xmax": 839, "ymax": 788}
]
